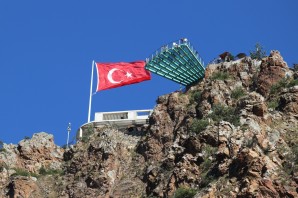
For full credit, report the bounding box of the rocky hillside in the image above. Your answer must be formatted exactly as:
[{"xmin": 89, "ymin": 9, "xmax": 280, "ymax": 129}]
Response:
[{"xmin": 0, "ymin": 50, "xmax": 297, "ymax": 197}]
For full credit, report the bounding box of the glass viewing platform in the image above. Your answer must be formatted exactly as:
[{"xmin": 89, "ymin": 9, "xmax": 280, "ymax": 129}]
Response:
[{"xmin": 145, "ymin": 38, "xmax": 205, "ymax": 86}]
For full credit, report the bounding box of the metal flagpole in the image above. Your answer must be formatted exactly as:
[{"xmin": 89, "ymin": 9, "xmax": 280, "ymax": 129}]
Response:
[
  {"xmin": 88, "ymin": 60, "xmax": 95, "ymax": 123},
  {"xmin": 66, "ymin": 123, "xmax": 71, "ymax": 149}
]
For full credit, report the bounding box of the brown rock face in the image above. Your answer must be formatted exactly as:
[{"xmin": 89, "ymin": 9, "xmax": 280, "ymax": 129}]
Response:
[
  {"xmin": 278, "ymin": 86, "xmax": 298, "ymax": 114},
  {"xmin": 18, "ymin": 132, "xmax": 64, "ymax": 172},
  {"xmin": 62, "ymin": 128, "xmax": 146, "ymax": 198},
  {"xmin": 256, "ymin": 50, "xmax": 290, "ymax": 97},
  {"xmin": 6, "ymin": 177, "xmax": 43, "ymax": 198},
  {"xmin": 0, "ymin": 132, "xmax": 64, "ymax": 173},
  {"xmin": 0, "ymin": 132, "xmax": 64, "ymax": 198}
]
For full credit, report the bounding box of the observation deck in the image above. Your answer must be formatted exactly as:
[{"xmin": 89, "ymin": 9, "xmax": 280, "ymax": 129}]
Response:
[
  {"xmin": 77, "ymin": 109, "xmax": 153, "ymax": 139},
  {"xmin": 145, "ymin": 38, "xmax": 205, "ymax": 86}
]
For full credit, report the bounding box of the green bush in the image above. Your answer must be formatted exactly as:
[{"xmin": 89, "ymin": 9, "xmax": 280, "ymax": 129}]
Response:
[
  {"xmin": 191, "ymin": 119, "xmax": 209, "ymax": 133},
  {"xmin": 200, "ymin": 173, "xmax": 215, "ymax": 188},
  {"xmin": 267, "ymin": 99, "xmax": 279, "ymax": 109},
  {"xmin": 39, "ymin": 166, "xmax": 64, "ymax": 175},
  {"xmin": 208, "ymin": 104, "xmax": 240, "ymax": 126},
  {"xmin": 189, "ymin": 90, "xmax": 201, "ymax": 104},
  {"xmin": 210, "ymin": 71, "xmax": 230, "ymax": 81},
  {"xmin": 173, "ymin": 187, "xmax": 197, "ymax": 198},
  {"xmin": 287, "ymin": 79, "xmax": 298, "ymax": 87},
  {"xmin": 250, "ymin": 43, "xmax": 266, "ymax": 60},
  {"xmin": 270, "ymin": 78, "xmax": 298, "ymax": 95},
  {"xmin": 81, "ymin": 125, "xmax": 94, "ymax": 142},
  {"xmin": 11, "ymin": 168, "xmax": 38, "ymax": 177},
  {"xmin": 270, "ymin": 79, "xmax": 288, "ymax": 95},
  {"xmin": 231, "ymin": 87, "xmax": 246, "ymax": 100}
]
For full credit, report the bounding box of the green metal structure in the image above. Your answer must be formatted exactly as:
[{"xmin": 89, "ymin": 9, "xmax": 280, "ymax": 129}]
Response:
[{"xmin": 145, "ymin": 38, "xmax": 205, "ymax": 86}]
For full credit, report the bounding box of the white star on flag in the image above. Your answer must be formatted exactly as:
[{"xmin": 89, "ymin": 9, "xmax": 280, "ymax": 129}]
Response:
[{"xmin": 125, "ymin": 72, "xmax": 132, "ymax": 78}]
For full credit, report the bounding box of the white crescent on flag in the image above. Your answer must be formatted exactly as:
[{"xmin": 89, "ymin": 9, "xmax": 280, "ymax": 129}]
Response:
[{"xmin": 107, "ymin": 68, "xmax": 123, "ymax": 84}]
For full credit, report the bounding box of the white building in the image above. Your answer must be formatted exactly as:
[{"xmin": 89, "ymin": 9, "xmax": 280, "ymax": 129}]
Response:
[{"xmin": 77, "ymin": 109, "xmax": 153, "ymax": 139}]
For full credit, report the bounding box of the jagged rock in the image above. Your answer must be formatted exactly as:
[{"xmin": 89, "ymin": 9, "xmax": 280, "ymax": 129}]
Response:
[
  {"xmin": 6, "ymin": 177, "xmax": 43, "ymax": 198},
  {"xmin": 0, "ymin": 132, "xmax": 64, "ymax": 174},
  {"xmin": 256, "ymin": 50, "xmax": 291, "ymax": 97},
  {"xmin": 278, "ymin": 86, "xmax": 298, "ymax": 114}
]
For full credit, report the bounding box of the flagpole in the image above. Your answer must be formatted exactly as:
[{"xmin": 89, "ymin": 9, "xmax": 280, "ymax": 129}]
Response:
[{"xmin": 88, "ymin": 60, "xmax": 95, "ymax": 123}]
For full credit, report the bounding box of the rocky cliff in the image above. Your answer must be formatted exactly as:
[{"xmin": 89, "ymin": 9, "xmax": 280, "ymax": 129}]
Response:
[{"xmin": 0, "ymin": 50, "xmax": 297, "ymax": 197}]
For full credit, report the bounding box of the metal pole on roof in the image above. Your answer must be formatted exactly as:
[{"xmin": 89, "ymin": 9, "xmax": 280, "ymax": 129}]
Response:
[{"xmin": 66, "ymin": 122, "xmax": 71, "ymax": 149}]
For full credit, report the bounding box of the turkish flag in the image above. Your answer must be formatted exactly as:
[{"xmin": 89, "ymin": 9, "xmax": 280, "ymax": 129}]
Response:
[{"xmin": 95, "ymin": 61, "xmax": 151, "ymax": 91}]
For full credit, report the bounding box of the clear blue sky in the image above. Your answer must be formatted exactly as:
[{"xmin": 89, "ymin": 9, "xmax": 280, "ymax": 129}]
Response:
[{"xmin": 0, "ymin": 0, "xmax": 297, "ymax": 146}]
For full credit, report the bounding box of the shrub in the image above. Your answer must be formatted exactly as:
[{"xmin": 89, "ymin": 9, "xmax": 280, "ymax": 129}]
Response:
[
  {"xmin": 0, "ymin": 140, "xmax": 5, "ymax": 152},
  {"xmin": 210, "ymin": 71, "xmax": 230, "ymax": 81},
  {"xmin": 39, "ymin": 166, "xmax": 64, "ymax": 175},
  {"xmin": 191, "ymin": 119, "xmax": 209, "ymax": 133},
  {"xmin": 11, "ymin": 168, "xmax": 38, "ymax": 177},
  {"xmin": 189, "ymin": 90, "xmax": 201, "ymax": 104},
  {"xmin": 287, "ymin": 79, "xmax": 298, "ymax": 87},
  {"xmin": 208, "ymin": 104, "xmax": 240, "ymax": 126},
  {"xmin": 270, "ymin": 78, "xmax": 298, "ymax": 95},
  {"xmin": 250, "ymin": 43, "xmax": 266, "ymax": 60},
  {"xmin": 201, "ymin": 158, "xmax": 212, "ymax": 173},
  {"xmin": 173, "ymin": 187, "xmax": 197, "ymax": 198},
  {"xmin": 293, "ymin": 63, "xmax": 298, "ymax": 71},
  {"xmin": 231, "ymin": 87, "xmax": 246, "ymax": 100},
  {"xmin": 267, "ymin": 99, "xmax": 279, "ymax": 110},
  {"xmin": 270, "ymin": 78, "xmax": 288, "ymax": 95},
  {"xmin": 81, "ymin": 125, "xmax": 94, "ymax": 142},
  {"xmin": 200, "ymin": 173, "xmax": 215, "ymax": 188}
]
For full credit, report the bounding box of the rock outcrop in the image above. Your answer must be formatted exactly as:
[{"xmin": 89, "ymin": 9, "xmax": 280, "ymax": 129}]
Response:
[
  {"xmin": 0, "ymin": 132, "xmax": 64, "ymax": 197},
  {"xmin": 0, "ymin": 50, "xmax": 297, "ymax": 197},
  {"xmin": 256, "ymin": 50, "xmax": 292, "ymax": 97}
]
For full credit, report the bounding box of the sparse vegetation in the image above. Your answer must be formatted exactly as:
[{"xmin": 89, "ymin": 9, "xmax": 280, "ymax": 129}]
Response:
[
  {"xmin": 199, "ymin": 144, "xmax": 217, "ymax": 188},
  {"xmin": 189, "ymin": 90, "xmax": 201, "ymax": 104},
  {"xmin": 200, "ymin": 173, "xmax": 215, "ymax": 188},
  {"xmin": 210, "ymin": 71, "xmax": 230, "ymax": 81},
  {"xmin": 39, "ymin": 166, "xmax": 64, "ymax": 175},
  {"xmin": 270, "ymin": 78, "xmax": 288, "ymax": 95},
  {"xmin": 270, "ymin": 78, "xmax": 298, "ymax": 95},
  {"xmin": 293, "ymin": 63, "xmax": 298, "ymax": 71},
  {"xmin": 249, "ymin": 67, "xmax": 261, "ymax": 91},
  {"xmin": 280, "ymin": 129, "xmax": 298, "ymax": 175},
  {"xmin": 208, "ymin": 104, "xmax": 240, "ymax": 126},
  {"xmin": 81, "ymin": 124, "xmax": 94, "ymax": 142},
  {"xmin": 231, "ymin": 86, "xmax": 246, "ymax": 100},
  {"xmin": 24, "ymin": 136, "xmax": 31, "ymax": 140},
  {"xmin": 190, "ymin": 119, "xmax": 209, "ymax": 133},
  {"xmin": 250, "ymin": 43, "xmax": 266, "ymax": 60},
  {"xmin": 173, "ymin": 187, "xmax": 197, "ymax": 198},
  {"xmin": 11, "ymin": 168, "xmax": 38, "ymax": 177},
  {"xmin": 267, "ymin": 99, "xmax": 279, "ymax": 110},
  {"xmin": 0, "ymin": 140, "xmax": 5, "ymax": 152}
]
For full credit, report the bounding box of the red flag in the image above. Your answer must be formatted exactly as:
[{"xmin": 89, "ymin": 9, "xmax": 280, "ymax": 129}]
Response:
[{"xmin": 95, "ymin": 61, "xmax": 151, "ymax": 91}]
